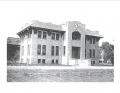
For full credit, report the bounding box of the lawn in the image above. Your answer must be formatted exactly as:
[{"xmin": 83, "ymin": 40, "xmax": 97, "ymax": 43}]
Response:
[{"xmin": 7, "ymin": 68, "xmax": 114, "ymax": 82}]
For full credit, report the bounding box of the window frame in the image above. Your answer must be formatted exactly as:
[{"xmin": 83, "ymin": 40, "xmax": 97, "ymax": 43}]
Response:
[
  {"xmin": 52, "ymin": 33, "xmax": 55, "ymax": 40},
  {"xmin": 56, "ymin": 33, "xmax": 59, "ymax": 40},
  {"xmin": 37, "ymin": 44, "xmax": 41, "ymax": 55},
  {"xmin": 56, "ymin": 46, "xmax": 59, "ymax": 56},
  {"xmin": 38, "ymin": 31, "xmax": 42, "ymax": 38},
  {"xmin": 51, "ymin": 46, "xmax": 54, "ymax": 56},
  {"xmin": 43, "ymin": 31, "xmax": 47, "ymax": 39},
  {"xmin": 42, "ymin": 45, "xmax": 46, "ymax": 55}
]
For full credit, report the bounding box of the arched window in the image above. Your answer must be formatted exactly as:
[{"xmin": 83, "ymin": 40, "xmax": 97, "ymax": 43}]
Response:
[{"xmin": 72, "ymin": 31, "xmax": 81, "ymax": 40}]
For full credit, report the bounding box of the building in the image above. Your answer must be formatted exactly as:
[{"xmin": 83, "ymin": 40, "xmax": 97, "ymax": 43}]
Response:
[{"xmin": 17, "ymin": 20, "xmax": 103, "ymax": 66}]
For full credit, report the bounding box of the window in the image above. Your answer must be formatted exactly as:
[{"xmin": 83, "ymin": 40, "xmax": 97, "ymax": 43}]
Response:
[
  {"xmin": 90, "ymin": 38, "xmax": 92, "ymax": 44},
  {"xmin": 38, "ymin": 59, "xmax": 41, "ymax": 63},
  {"xmin": 93, "ymin": 38, "xmax": 96, "ymax": 44},
  {"xmin": 56, "ymin": 46, "xmax": 59, "ymax": 56},
  {"xmin": 34, "ymin": 30, "xmax": 37, "ymax": 34},
  {"xmin": 28, "ymin": 32, "xmax": 30, "ymax": 38},
  {"xmin": 56, "ymin": 33, "xmax": 59, "ymax": 40},
  {"xmin": 72, "ymin": 31, "xmax": 81, "ymax": 40},
  {"xmin": 93, "ymin": 49, "xmax": 95, "ymax": 58},
  {"xmin": 42, "ymin": 45, "xmax": 46, "ymax": 55},
  {"xmin": 27, "ymin": 44, "xmax": 31, "ymax": 56},
  {"xmin": 52, "ymin": 33, "xmax": 55, "ymax": 40},
  {"xmin": 52, "ymin": 59, "xmax": 54, "ymax": 64},
  {"xmin": 42, "ymin": 59, "xmax": 45, "ymax": 64},
  {"xmin": 51, "ymin": 46, "xmax": 54, "ymax": 55},
  {"xmin": 56, "ymin": 60, "xmax": 58, "ymax": 64},
  {"xmin": 63, "ymin": 46, "xmax": 65, "ymax": 56},
  {"xmin": 90, "ymin": 49, "xmax": 92, "ymax": 58},
  {"xmin": 22, "ymin": 46, "xmax": 24, "ymax": 56},
  {"xmin": 93, "ymin": 61, "xmax": 95, "ymax": 64},
  {"xmin": 30, "ymin": 30, "xmax": 32, "ymax": 34},
  {"xmin": 38, "ymin": 31, "xmax": 42, "ymax": 38},
  {"xmin": 37, "ymin": 44, "xmax": 41, "ymax": 55},
  {"xmin": 43, "ymin": 32, "xmax": 47, "ymax": 39}
]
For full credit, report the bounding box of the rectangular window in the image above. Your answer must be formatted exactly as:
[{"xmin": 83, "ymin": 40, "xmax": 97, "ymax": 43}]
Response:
[
  {"xmin": 52, "ymin": 59, "xmax": 54, "ymax": 64},
  {"xmin": 43, "ymin": 32, "xmax": 47, "ymax": 39},
  {"xmin": 90, "ymin": 38, "xmax": 92, "ymax": 44},
  {"xmin": 37, "ymin": 44, "xmax": 41, "ymax": 55},
  {"xmin": 93, "ymin": 49, "xmax": 95, "ymax": 58},
  {"xmin": 42, "ymin": 45, "xmax": 46, "ymax": 55},
  {"xmin": 38, "ymin": 31, "xmax": 42, "ymax": 38},
  {"xmin": 22, "ymin": 46, "xmax": 24, "ymax": 56},
  {"xmin": 28, "ymin": 32, "xmax": 30, "ymax": 38},
  {"xmin": 27, "ymin": 44, "xmax": 31, "ymax": 56},
  {"xmin": 42, "ymin": 59, "xmax": 45, "ymax": 64},
  {"xmin": 56, "ymin": 33, "xmax": 59, "ymax": 40},
  {"xmin": 90, "ymin": 49, "xmax": 92, "ymax": 58},
  {"xmin": 51, "ymin": 46, "xmax": 54, "ymax": 55},
  {"xmin": 56, "ymin": 46, "xmax": 59, "ymax": 56},
  {"xmin": 52, "ymin": 33, "xmax": 55, "ymax": 40},
  {"xmin": 93, "ymin": 38, "xmax": 96, "ymax": 44},
  {"xmin": 56, "ymin": 60, "xmax": 58, "ymax": 64},
  {"xmin": 34, "ymin": 30, "xmax": 37, "ymax": 34},
  {"xmin": 63, "ymin": 46, "xmax": 65, "ymax": 56},
  {"xmin": 38, "ymin": 59, "xmax": 41, "ymax": 63}
]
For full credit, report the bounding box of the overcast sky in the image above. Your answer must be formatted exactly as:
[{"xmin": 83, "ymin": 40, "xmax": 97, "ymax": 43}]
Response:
[{"xmin": 0, "ymin": 1, "xmax": 120, "ymax": 45}]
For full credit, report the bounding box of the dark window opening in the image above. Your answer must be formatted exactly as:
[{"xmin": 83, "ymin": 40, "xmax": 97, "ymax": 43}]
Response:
[
  {"xmin": 72, "ymin": 31, "xmax": 81, "ymax": 40},
  {"xmin": 56, "ymin": 60, "xmax": 58, "ymax": 64},
  {"xmin": 52, "ymin": 59, "xmax": 54, "ymax": 64},
  {"xmin": 90, "ymin": 38, "xmax": 92, "ymax": 44},
  {"xmin": 38, "ymin": 31, "xmax": 42, "ymax": 38},
  {"xmin": 56, "ymin": 33, "xmax": 59, "ymax": 40},
  {"xmin": 38, "ymin": 59, "xmax": 41, "ymax": 63},
  {"xmin": 51, "ymin": 46, "xmax": 54, "ymax": 56},
  {"xmin": 34, "ymin": 30, "xmax": 37, "ymax": 34},
  {"xmin": 56, "ymin": 46, "xmax": 59, "ymax": 56},
  {"xmin": 93, "ymin": 61, "xmax": 95, "ymax": 64},
  {"xmin": 52, "ymin": 33, "xmax": 55, "ymax": 40},
  {"xmin": 90, "ymin": 49, "xmax": 92, "ymax": 58},
  {"xmin": 42, "ymin": 59, "xmax": 45, "ymax": 64},
  {"xmin": 43, "ymin": 32, "xmax": 47, "ymax": 39},
  {"xmin": 63, "ymin": 46, "xmax": 65, "ymax": 56},
  {"xmin": 37, "ymin": 44, "xmax": 41, "ymax": 55},
  {"xmin": 42, "ymin": 45, "xmax": 46, "ymax": 55},
  {"xmin": 93, "ymin": 38, "xmax": 96, "ymax": 44},
  {"xmin": 93, "ymin": 49, "xmax": 95, "ymax": 58}
]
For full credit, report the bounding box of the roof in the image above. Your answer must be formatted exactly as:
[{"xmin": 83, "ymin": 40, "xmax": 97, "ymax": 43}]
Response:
[
  {"xmin": 85, "ymin": 29, "xmax": 103, "ymax": 38},
  {"xmin": 17, "ymin": 20, "xmax": 103, "ymax": 38},
  {"xmin": 21, "ymin": 20, "xmax": 63, "ymax": 31}
]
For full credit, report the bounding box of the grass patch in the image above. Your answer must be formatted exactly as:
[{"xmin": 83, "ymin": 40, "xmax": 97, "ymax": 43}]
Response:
[{"xmin": 7, "ymin": 68, "xmax": 114, "ymax": 82}]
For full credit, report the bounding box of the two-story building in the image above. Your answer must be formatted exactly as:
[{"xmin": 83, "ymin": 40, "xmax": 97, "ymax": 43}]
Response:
[{"xmin": 17, "ymin": 20, "xmax": 103, "ymax": 66}]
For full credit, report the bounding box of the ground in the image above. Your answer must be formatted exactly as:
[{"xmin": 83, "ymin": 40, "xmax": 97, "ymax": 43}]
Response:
[{"xmin": 7, "ymin": 66, "xmax": 114, "ymax": 82}]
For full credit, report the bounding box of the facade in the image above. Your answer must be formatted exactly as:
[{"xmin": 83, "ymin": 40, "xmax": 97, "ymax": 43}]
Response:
[{"xmin": 17, "ymin": 20, "xmax": 103, "ymax": 66}]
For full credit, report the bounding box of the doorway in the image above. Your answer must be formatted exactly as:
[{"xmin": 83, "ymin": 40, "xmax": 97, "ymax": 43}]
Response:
[{"xmin": 72, "ymin": 47, "xmax": 80, "ymax": 59}]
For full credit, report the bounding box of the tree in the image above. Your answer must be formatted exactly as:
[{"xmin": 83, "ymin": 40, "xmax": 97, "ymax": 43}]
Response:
[{"xmin": 100, "ymin": 42, "xmax": 114, "ymax": 65}]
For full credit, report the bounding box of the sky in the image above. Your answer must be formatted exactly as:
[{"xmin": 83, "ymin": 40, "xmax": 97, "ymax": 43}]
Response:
[{"xmin": 0, "ymin": 1, "xmax": 120, "ymax": 45}]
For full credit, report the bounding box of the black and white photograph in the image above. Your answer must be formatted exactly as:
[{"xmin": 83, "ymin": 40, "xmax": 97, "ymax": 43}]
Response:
[{"xmin": 0, "ymin": 0, "xmax": 120, "ymax": 93}]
